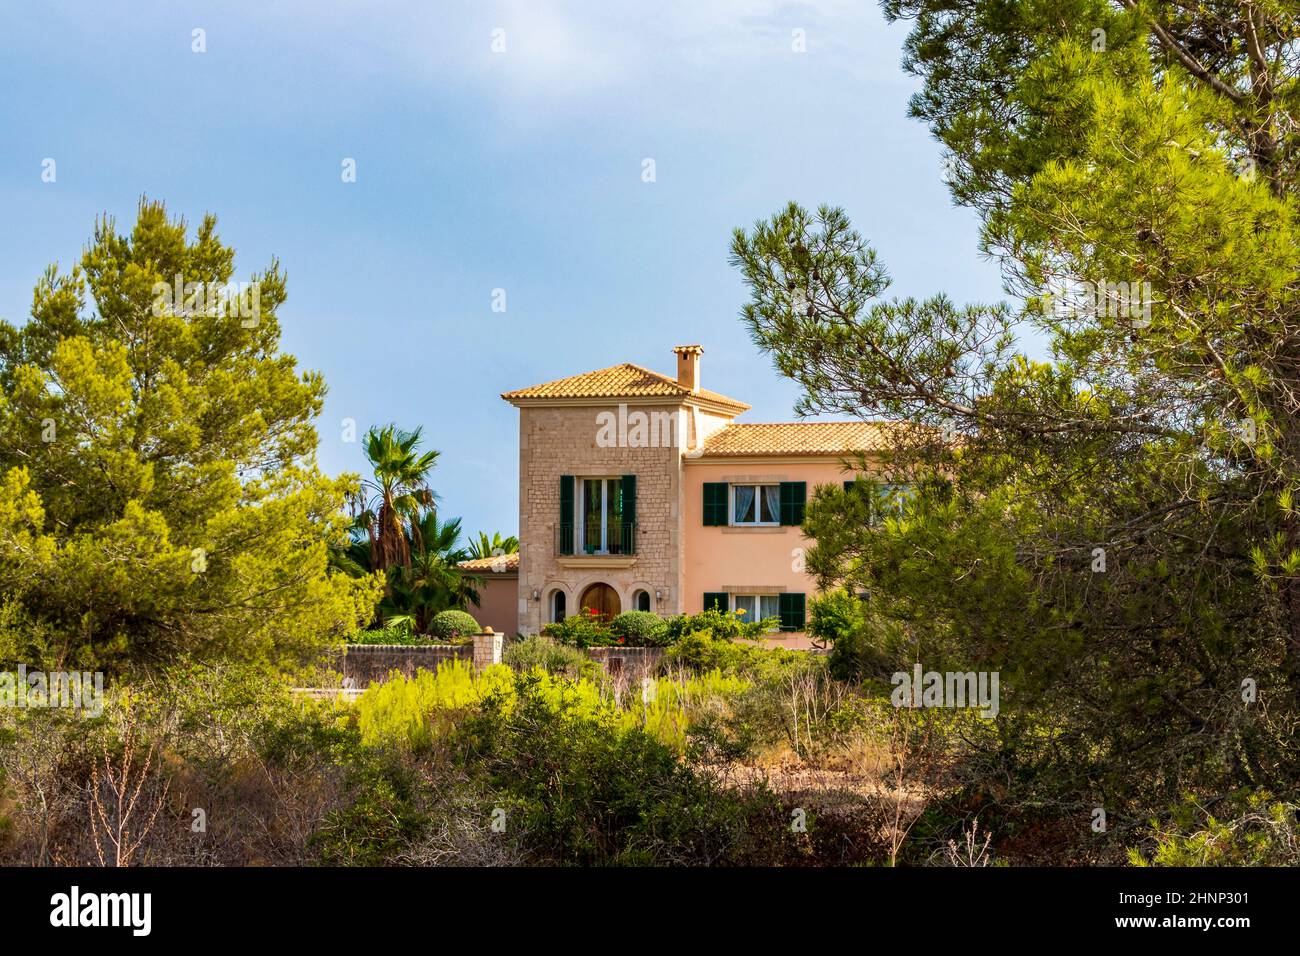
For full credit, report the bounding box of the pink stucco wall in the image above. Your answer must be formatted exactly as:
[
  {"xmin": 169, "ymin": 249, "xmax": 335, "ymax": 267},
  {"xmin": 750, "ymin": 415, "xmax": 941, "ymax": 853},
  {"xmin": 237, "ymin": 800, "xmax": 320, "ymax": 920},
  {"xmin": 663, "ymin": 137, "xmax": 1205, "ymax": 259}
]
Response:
[
  {"xmin": 469, "ymin": 573, "xmax": 519, "ymax": 635},
  {"xmin": 680, "ymin": 458, "xmax": 871, "ymax": 630}
]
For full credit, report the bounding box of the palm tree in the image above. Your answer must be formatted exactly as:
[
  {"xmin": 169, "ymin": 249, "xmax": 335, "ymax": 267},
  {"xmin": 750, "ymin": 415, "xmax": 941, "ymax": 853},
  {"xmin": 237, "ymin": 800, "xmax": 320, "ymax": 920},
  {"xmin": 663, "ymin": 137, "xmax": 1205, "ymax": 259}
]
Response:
[
  {"xmin": 350, "ymin": 425, "xmax": 440, "ymax": 573},
  {"xmin": 333, "ymin": 503, "xmax": 482, "ymax": 634},
  {"xmin": 384, "ymin": 513, "xmax": 481, "ymax": 631},
  {"xmin": 467, "ymin": 531, "xmax": 519, "ymax": 560}
]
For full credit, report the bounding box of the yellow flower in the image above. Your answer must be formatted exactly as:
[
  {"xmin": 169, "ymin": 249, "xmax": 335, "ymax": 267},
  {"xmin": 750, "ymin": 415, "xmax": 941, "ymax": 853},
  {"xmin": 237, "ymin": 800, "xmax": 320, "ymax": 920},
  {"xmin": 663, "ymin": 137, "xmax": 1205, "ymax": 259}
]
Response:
[{"xmin": 735, "ymin": 608, "xmax": 746, "ymax": 615}]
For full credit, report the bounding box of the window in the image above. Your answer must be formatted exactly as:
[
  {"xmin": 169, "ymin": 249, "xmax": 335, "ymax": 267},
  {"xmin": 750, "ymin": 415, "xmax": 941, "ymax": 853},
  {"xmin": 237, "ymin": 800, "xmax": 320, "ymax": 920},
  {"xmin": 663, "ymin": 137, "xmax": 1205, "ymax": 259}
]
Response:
[
  {"xmin": 846, "ymin": 480, "xmax": 914, "ymax": 526},
  {"xmin": 731, "ymin": 484, "xmax": 780, "ymax": 526},
  {"xmin": 732, "ymin": 594, "xmax": 780, "ymax": 629},
  {"xmin": 550, "ymin": 590, "xmax": 566, "ymax": 623},
  {"xmin": 577, "ymin": 477, "xmax": 628, "ymax": 553},
  {"xmin": 634, "ymin": 590, "xmax": 651, "ymax": 612},
  {"xmin": 881, "ymin": 483, "xmax": 914, "ymax": 510}
]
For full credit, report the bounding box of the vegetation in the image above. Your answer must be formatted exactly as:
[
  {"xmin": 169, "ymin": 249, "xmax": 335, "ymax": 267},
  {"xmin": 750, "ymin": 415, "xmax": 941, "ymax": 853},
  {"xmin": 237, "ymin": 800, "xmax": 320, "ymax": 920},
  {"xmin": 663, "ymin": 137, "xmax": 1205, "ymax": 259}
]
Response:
[
  {"xmin": 610, "ymin": 610, "xmax": 670, "ymax": 645},
  {"xmin": 541, "ymin": 608, "xmax": 619, "ymax": 648},
  {"xmin": 0, "ymin": 657, "xmax": 887, "ymax": 866},
  {"xmin": 466, "ymin": 532, "xmax": 518, "ymax": 561},
  {"xmin": 0, "ymin": 200, "xmax": 380, "ymax": 673},
  {"xmin": 349, "ymin": 622, "xmax": 427, "ymax": 646},
  {"xmin": 662, "ymin": 607, "xmax": 776, "ymax": 643},
  {"xmin": 502, "ymin": 636, "xmax": 594, "ymax": 679},
  {"xmin": 428, "ymin": 610, "xmax": 480, "ymax": 641},
  {"xmin": 348, "ymin": 425, "xmax": 439, "ymax": 574},
  {"xmin": 1131, "ymin": 793, "xmax": 1300, "ymax": 867},
  {"xmin": 727, "ymin": 0, "xmax": 1300, "ymax": 862},
  {"xmin": 333, "ymin": 429, "xmax": 482, "ymax": 635}
]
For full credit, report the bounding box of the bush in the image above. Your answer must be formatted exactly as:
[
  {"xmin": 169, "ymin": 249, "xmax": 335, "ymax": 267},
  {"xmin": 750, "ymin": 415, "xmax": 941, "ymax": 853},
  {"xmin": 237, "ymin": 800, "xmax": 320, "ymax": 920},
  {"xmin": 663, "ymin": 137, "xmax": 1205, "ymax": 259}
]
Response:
[
  {"xmin": 349, "ymin": 623, "xmax": 429, "ymax": 646},
  {"xmin": 1130, "ymin": 792, "xmax": 1300, "ymax": 867},
  {"xmin": 504, "ymin": 636, "xmax": 595, "ymax": 679},
  {"xmin": 808, "ymin": 589, "xmax": 887, "ymax": 680},
  {"xmin": 662, "ymin": 607, "xmax": 774, "ymax": 643},
  {"xmin": 356, "ymin": 661, "xmax": 516, "ymax": 749},
  {"xmin": 0, "ymin": 661, "xmax": 370, "ymax": 866},
  {"xmin": 663, "ymin": 629, "xmax": 806, "ymax": 679},
  {"xmin": 541, "ymin": 607, "xmax": 618, "ymax": 648},
  {"xmin": 428, "ymin": 610, "xmax": 480, "ymax": 641},
  {"xmin": 454, "ymin": 674, "xmax": 794, "ymax": 865},
  {"xmin": 610, "ymin": 610, "xmax": 669, "ymax": 646}
]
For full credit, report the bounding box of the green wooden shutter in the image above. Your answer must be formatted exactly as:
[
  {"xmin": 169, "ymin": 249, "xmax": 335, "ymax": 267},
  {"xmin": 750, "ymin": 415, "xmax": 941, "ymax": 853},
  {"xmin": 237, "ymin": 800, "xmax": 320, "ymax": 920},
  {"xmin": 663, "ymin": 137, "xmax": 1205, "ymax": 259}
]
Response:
[
  {"xmin": 620, "ymin": 474, "xmax": 636, "ymax": 554},
  {"xmin": 703, "ymin": 482, "xmax": 728, "ymax": 526},
  {"xmin": 559, "ymin": 475, "xmax": 574, "ymax": 555},
  {"xmin": 779, "ymin": 481, "xmax": 806, "ymax": 526},
  {"xmin": 778, "ymin": 592, "xmax": 806, "ymax": 632},
  {"xmin": 703, "ymin": 592, "xmax": 729, "ymax": 613}
]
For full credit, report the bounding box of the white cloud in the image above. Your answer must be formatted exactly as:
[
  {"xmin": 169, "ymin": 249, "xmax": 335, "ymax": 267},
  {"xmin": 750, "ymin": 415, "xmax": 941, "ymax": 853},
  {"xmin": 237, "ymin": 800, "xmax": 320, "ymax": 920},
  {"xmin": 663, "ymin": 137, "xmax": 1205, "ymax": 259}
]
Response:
[{"xmin": 240, "ymin": 0, "xmax": 885, "ymax": 104}]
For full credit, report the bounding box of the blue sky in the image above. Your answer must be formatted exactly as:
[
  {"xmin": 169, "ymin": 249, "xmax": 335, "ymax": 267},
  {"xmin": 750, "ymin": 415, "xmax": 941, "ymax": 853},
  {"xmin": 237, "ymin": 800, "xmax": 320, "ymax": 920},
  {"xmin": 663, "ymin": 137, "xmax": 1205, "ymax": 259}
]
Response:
[{"xmin": 0, "ymin": 0, "xmax": 1006, "ymax": 539}]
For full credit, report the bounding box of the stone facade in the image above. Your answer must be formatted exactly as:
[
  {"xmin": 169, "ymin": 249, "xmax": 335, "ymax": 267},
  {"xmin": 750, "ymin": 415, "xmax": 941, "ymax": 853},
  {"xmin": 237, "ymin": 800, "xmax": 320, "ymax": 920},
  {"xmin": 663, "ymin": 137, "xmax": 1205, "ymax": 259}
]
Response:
[
  {"xmin": 502, "ymin": 346, "xmax": 893, "ymax": 638},
  {"xmin": 515, "ymin": 401, "xmax": 701, "ymax": 635}
]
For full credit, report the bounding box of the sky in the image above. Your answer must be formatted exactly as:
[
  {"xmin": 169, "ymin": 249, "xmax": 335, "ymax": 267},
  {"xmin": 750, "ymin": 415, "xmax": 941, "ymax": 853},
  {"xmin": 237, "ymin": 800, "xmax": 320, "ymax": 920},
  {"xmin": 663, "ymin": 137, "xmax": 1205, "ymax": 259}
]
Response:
[{"xmin": 0, "ymin": 0, "xmax": 1007, "ymax": 539}]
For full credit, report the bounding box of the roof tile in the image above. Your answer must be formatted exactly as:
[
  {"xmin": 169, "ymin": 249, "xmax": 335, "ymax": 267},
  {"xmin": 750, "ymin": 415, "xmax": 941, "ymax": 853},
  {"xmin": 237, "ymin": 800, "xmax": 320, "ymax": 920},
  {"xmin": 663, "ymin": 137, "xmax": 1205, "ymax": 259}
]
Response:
[
  {"xmin": 694, "ymin": 421, "xmax": 899, "ymax": 457},
  {"xmin": 458, "ymin": 553, "xmax": 520, "ymax": 573},
  {"xmin": 502, "ymin": 363, "xmax": 749, "ymax": 411}
]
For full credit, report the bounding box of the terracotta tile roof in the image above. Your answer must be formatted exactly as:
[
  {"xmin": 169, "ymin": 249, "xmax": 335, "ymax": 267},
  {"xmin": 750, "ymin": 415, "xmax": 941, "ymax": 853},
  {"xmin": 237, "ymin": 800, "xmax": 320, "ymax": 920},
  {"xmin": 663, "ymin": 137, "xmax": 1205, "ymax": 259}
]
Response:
[
  {"xmin": 458, "ymin": 552, "xmax": 520, "ymax": 573},
  {"xmin": 502, "ymin": 363, "xmax": 750, "ymax": 412},
  {"xmin": 693, "ymin": 421, "xmax": 899, "ymax": 457}
]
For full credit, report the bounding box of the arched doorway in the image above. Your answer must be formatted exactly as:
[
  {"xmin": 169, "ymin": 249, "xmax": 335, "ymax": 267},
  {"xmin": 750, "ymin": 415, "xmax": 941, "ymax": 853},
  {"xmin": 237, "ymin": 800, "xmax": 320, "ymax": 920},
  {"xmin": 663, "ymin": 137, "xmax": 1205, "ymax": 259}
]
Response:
[{"xmin": 579, "ymin": 582, "xmax": 621, "ymax": 619}]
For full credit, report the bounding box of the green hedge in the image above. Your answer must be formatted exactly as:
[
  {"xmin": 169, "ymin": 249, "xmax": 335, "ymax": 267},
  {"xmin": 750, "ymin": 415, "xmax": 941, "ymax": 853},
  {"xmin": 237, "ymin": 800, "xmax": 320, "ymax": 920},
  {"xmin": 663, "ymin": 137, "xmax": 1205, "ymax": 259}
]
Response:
[{"xmin": 428, "ymin": 610, "xmax": 480, "ymax": 641}]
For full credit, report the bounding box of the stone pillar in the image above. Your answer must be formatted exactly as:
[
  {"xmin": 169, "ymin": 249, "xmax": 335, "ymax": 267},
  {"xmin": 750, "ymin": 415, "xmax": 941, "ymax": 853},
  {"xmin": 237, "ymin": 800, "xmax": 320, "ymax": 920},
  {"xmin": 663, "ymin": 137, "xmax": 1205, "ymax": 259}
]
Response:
[{"xmin": 472, "ymin": 627, "xmax": 503, "ymax": 670}]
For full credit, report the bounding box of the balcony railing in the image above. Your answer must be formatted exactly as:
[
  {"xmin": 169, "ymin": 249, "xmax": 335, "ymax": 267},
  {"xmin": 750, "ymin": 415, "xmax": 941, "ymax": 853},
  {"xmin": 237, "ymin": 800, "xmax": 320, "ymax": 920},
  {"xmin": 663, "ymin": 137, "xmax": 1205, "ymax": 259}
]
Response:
[{"xmin": 556, "ymin": 521, "xmax": 636, "ymax": 556}]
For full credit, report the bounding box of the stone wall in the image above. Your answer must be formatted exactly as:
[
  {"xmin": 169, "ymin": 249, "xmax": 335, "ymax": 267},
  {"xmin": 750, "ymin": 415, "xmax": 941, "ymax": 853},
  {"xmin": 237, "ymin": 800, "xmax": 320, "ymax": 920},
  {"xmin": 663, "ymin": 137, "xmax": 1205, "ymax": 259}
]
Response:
[
  {"xmin": 342, "ymin": 644, "xmax": 471, "ymax": 687},
  {"xmin": 584, "ymin": 646, "xmax": 665, "ymax": 682},
  {"xmin": 341, "ymin": 642, "xmax": 666, "ymax": 687},
  {"xmin": 515, "ymin": 402, "xmax": 689, "ymax": 636}
]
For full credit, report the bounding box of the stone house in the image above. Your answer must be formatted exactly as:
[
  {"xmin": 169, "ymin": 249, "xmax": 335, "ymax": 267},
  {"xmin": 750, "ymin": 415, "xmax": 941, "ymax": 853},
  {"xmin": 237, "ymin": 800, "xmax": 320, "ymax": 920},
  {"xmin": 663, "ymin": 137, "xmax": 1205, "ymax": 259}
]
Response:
[{"xmin": 464, "ymin": 345, "xmax": 897, "ymax": 644}]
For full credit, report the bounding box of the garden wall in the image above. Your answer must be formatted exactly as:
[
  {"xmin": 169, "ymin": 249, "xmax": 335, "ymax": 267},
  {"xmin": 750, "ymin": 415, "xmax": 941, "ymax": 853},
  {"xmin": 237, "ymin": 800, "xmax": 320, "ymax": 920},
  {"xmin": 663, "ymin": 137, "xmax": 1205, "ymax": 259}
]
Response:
[
  {"xmin": 342, "ymin": 644, "xmax": 472, "ymax": 686},
  {"xmin": 584, "ymin": 647, "xmax": 665, "ymax": 682},
  {"xmin": 340, "ymin": 642, "xmax": 666, "ymax": 687}
]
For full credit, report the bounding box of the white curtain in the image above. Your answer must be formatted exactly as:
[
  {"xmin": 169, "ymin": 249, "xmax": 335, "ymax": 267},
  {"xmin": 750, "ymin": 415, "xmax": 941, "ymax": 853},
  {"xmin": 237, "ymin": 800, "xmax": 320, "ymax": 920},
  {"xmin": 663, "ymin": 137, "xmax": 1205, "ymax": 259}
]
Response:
[
  {"xmin": 763, "ymin": 485, "xmax": 781, "ymax": 523},
  {"xmin": 734, "ymin": 485, "xmax": 755, "ymax": 523}
]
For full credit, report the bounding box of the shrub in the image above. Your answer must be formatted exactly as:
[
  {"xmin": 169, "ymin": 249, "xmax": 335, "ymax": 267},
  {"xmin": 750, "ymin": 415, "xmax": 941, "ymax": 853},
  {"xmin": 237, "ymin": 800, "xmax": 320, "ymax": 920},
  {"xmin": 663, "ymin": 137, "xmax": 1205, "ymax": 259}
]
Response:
[
  {"xmin": 542, "ymin": 607, "xmax": 617, "ymax": 648},
  {"xmin": 619, "ymin": 670, "xmax": 752, "ymax": 751},
  {"xmin": 808, "ymin": 589, "xmax": 888, "ymax": 680},
  {"xmin": 662, "ymin": 607, "xmax": 773, "ymax": 643},
  {"xmin": 454, "ymin": 675, "xmax": 794, "ymax": 865},
  {"xmin": 428, "ymin": 610, "xmax": 480, "ymax": 641},
  {"xmin": 1130, "ymin": 791, "xmax": 1300, "ymax": 867},
  {"xmin": 356, "ymin": 661, "xmax": 516, "ymax": 749},
  {"xmin": 0, "ymin": 661, "xmax": 370, "ymax": 867},
  {"xmin": 504, "ymin": 636, "xmax": 595, "ymax": 679},
  {"xmin": 663, "ymin": 629, "xmax": 806, "ymax": 679},
  {"xmin": 312, "ymin": 752, "xmax": 426, "ymax": 866},
  {"xmin": 610, "ymin": 610, "xmax": 669, "ymax": 646},
  {"xmin": 349, "ymin": 623, "xmax": 429, "ymax": 646}
]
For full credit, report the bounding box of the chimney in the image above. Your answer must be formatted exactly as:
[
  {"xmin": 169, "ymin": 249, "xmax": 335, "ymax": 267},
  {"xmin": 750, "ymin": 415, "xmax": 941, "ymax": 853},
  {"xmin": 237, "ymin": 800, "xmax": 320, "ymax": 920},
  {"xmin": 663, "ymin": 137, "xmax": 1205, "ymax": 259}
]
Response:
[{"xmin": 672, "ymin": 345, "xmax": 703, "ymax": 392}]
